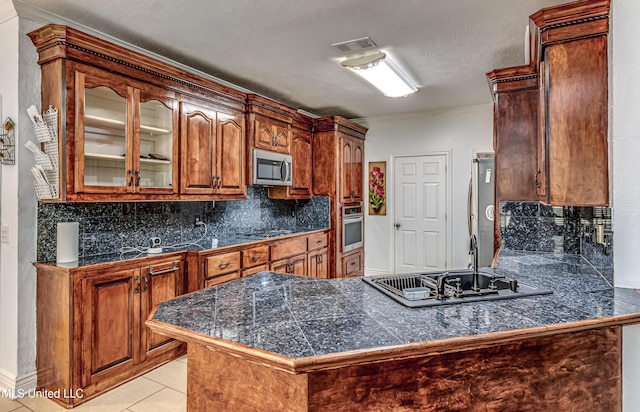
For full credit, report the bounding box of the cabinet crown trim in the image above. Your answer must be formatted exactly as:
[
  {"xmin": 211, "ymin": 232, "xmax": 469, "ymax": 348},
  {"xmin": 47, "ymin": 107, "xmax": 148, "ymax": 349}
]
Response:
[
  {"xmin": 313, "ymin": 116, "xmax": 368, "ymax": 137},
  {"xmin": 28, "ymin": 24, "xmax": 247, "ymax": 105},
  {"xmin": 538, "ymin": 14, "xmax": 608, "ymax": 33},
  {"xmin": 530, "ymin": 0, "xmax": 609, "ymax": 31}
]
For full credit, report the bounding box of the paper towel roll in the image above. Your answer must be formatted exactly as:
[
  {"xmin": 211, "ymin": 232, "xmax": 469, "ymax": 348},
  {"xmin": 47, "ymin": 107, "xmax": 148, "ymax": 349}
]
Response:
[{"xmin": 57, "ymin": 222, "xmax": 79, "ymax": 264}]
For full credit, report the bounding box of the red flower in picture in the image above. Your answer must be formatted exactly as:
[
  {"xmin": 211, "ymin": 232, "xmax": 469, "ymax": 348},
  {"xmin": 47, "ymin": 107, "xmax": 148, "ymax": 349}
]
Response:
[{"xmin": 369, "ymin": 165, "xmax": 385, "ymax": 212}]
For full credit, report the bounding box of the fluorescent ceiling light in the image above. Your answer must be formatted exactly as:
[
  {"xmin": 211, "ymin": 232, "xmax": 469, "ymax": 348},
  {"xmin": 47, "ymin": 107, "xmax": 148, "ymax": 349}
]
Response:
[{"xmin": 341, "ymin": 52, "xmax": 418, "ymax": 98}]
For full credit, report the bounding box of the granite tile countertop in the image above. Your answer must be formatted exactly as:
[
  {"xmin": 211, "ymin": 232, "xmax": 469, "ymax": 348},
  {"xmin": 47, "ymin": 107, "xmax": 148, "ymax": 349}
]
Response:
[
  {"xmin": 40, "ymin": 226, "xmax": 327, "ymax": 268},
  {"xmin": 151, "ymin": 250, "xmax": 640, "ymax": 359}
]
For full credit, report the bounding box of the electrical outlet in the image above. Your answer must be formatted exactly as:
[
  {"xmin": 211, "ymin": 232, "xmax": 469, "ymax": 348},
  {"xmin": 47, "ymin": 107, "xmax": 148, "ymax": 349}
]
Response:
[
  {"xmin": 1, "ymin": 225, "xmax": 9, "ymax": 243},
  {"xmin": 194, "ymin": 216, "xmax": 202, "ymax": 227}
]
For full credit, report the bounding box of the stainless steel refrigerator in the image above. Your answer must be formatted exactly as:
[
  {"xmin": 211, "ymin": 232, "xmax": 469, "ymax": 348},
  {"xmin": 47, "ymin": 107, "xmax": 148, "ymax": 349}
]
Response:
[{"xmin": 468, "ymin": 157, "xmax": 495, "ymax": 267}]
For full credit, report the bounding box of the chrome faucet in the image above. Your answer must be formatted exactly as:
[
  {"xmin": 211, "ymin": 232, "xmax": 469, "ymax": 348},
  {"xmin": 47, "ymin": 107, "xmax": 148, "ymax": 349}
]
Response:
[
  {"xmin": 470, "ymin": 234, "xmax": 480, "ymax": 292},
  {"xmin": 435, "ymin": 272, "xmax": 451, "ymax": 299}
]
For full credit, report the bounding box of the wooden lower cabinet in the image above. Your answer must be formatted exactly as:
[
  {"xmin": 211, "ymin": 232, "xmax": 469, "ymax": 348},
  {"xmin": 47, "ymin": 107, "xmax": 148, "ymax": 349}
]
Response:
[
  {"xmin": 200, "ymin": 230, "xmax": 330, "ymax": 286},
  {"xmin": 80, "ymin": 268, "xmax": 140, "ymax": 387},
  {"xmin": 308, "ymin": 248, "xmax": 329, "ymax": 279},
  {"xmin": 205, "ymin": 272, "xmax": 240, "ymax": 287},
  {"xmin": 242, "ymin": 263, "xmax": 269, "ymax": 277},
  {"xmin": 241, "ymin": 245, "xmax": 269, "ymax": 268},
  {"xmin": 35, "ymin": 255, "xmax": 186, "ymax": 408},
  {"xmin": 179, "ymin": 326, "xmax": 621, "ymax": 411},
  {"xmin": 204, "ymin": 250, "xmax": 241, "ymax": 288},
  {"xmin": 140, "ymin": 262, "xmax": 183, "ymax": 359},
  {"xmin": 271, "ymin": 253, "xmax": 307, "ymax": 276},
  {"xmin": 342, "ymin": 249, "xmax": 363, "ymax": 277}
]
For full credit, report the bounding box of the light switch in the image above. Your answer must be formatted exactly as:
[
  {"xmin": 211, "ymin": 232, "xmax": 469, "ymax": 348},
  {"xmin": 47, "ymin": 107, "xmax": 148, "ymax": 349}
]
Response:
[{"xmin": 1, "ymin": 225, "xmax": 9, "ymax": 243}]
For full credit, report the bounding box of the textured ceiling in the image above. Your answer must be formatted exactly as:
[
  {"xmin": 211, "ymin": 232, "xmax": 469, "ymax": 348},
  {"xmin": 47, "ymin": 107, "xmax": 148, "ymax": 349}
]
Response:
[{"xmin": 16, "ymin": 0, "xmax": 568, "ymax": 118}]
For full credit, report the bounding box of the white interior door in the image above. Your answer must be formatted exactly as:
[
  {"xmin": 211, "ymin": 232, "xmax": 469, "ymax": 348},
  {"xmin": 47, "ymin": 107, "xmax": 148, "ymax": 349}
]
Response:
[{"xmin": 394, "ymin": 154, "xmax": 448, "ymax": 273}]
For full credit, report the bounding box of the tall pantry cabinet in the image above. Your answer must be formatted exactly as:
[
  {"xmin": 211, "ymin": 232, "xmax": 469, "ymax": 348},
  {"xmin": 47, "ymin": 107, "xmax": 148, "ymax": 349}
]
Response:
[{"xmin": 313, "ymin": 116, "xmax": 367, "ymax": 278}]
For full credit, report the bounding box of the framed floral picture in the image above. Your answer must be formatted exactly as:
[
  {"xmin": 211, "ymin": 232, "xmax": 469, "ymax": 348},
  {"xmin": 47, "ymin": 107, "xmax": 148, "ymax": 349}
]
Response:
[{"xmin": 368, "ymin": 161, "xmax": 386, "ymax": 215}]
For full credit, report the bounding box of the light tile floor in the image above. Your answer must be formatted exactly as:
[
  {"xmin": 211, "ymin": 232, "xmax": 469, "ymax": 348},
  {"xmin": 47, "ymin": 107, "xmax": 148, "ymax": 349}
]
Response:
[{"xmin": 0, "ymin": 356, "xmax": 187, "ymax": 412}]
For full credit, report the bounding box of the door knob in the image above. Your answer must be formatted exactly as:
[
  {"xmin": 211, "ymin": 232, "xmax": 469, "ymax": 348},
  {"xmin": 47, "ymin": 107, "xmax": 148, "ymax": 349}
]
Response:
[{"xmin": 395, "ymin": 223, "xmax": 401, "ymax": 230}]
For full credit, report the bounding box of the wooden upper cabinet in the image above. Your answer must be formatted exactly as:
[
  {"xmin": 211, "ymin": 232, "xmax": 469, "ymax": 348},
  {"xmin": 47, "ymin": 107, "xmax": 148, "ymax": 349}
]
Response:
[
  {"xmin": 532, "ymin": 0, "xmax": 610, "ymax": 206},
  {"xmin": 72, "ymin": 64, "xmax": 179, "ymax": 199},
  {"xmin": 340, "ymin": 135, "xmax": 364, "ymax": 203},
  {"xmin": 253, "ymin": 113, "xmax": 291, "ymax": 154},
  {"xmin": 268, "ymin": 114, "xmax": 313, "ymax": 200},
  {"xmin": 179, "ymin": 101, "xmax": 245, "ymax": 197},
  {"xmin": 180, "ymin": 102, "xmax": 217, "ymax": 194},
  {"xmin": 340, "ymin": 137, "xmax": 352, "ymax": 203},
  {"xmin": 487, "ymin": 68, "xmax": 539, "ymax": 202},
  {"xmin": 312, "ymin": 119, "xmax": 365, "ymax": 203},
  {"xmin": 542, "ymin": 35, "xmax": 608, "ymax": 206},
  {"xmin": 247, "ymin": 95, "xmax": 295, "ymax": 161},
  {"xmin": 289, "ymin": 128, "xmax": 312, "ymax": 197},
  {"xmin": 217, "ymin": 113, "xmax": 245, "ymax": 195},
  {"xmin": 28, "ymin": 24, "xmax": 247, "ymax": 202},
  {"xmin": 487, "ymin": 0, "xmax": 610, "ymax": 206},
  {"xmin": 352, "ymin": 138, "xmax": 364, "ymax": 201}
]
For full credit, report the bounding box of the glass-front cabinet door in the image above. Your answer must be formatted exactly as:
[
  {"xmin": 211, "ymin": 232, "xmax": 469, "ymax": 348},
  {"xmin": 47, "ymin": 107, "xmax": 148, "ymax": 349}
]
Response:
[
  {"xmin": 135, "ymin": 89, "xmax": 178, "ymax": 193},
  {"xmin": 78, "ymin": 77, "xmax": 131, "ymax": 193},
  {"xmin": 74, "ymin": 68, "xmax": 178, "ymax": 196}
]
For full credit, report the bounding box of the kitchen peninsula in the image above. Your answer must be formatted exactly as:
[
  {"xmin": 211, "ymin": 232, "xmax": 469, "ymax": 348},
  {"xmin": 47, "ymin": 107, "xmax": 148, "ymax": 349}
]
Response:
[{"xmin": 148, "ymin": 250, "xmax": 640, "ymax": 411}]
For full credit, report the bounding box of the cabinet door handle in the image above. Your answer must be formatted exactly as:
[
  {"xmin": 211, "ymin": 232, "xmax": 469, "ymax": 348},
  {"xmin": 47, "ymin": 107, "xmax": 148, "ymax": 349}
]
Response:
[
  {"xmin": 210, "ymin": 175, "xmax": 215, "ymax": 189},
  {"xmin": 216, "ymin": 175, "xmax": 221, "ymax": 189},
  {"xmin": 317, "ymin": 255, "xmax": 322, "ymax": 264},
  {"xmin": 135, "ymin": 170, "xmax": 140, "ymax": 187},
  {"xmin": 251, "ymin": 255, "xmax": 262, "ymax": 262},
  {"xmin": 142, "ymin": 274, "xmax": 148, "ymax": 293},
  {"xmin": 535, "ymin": 169, "xmax": 541, "ymax": 189},
  {"xmin": 218, "ymin": 262, "xmax": 231, "ymax": 268},
  {"xmin": 127, "ymin": 169, "xmax": 134, "ymax": 187},
  {"xmin": 134, "ymin": 275, "xmax": 140, "ymax": 294}
]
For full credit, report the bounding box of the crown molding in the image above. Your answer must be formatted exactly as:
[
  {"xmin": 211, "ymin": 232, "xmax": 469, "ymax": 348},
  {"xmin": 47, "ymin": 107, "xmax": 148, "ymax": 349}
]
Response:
[
  {"xmin": 0, "ymin": 0, "xmax": 18, "ymax": 24},
  {"xmin": 12, "ymin": 0, "xmax": 253, "ymax": 94}
]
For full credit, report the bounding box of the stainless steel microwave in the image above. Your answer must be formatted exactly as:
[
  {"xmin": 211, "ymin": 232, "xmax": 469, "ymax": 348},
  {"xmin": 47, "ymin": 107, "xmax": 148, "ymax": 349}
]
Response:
[{"xmin": 252, "ymin": 149, "xmax": 292, "ymax": 186}]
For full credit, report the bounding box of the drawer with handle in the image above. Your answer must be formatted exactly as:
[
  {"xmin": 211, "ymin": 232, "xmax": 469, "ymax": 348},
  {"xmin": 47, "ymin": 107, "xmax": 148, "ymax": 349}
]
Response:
[
  {"xmin": 343, "ymin": 251, "xmax": 362, "ymax": 277},
  {"xmin": 270, "ymin": 236, "xmax": 308, "ymax": 261},
  {"xmin": 242, "ymin": 245, "xmax": 269, "ymax": 268},
  {"xmin": 307, "ymin": 232, "xmax": 328, "ymax": 251},
  {"xmin": 206, "ymin": 251, "xmax": 241, "ymax": 278}
]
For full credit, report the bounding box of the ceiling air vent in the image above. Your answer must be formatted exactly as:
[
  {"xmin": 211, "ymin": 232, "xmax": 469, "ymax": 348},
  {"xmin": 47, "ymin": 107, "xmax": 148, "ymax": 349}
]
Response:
[{"xmin": 331, "ymin": 37, "xmax": 377, "ymax": 53}]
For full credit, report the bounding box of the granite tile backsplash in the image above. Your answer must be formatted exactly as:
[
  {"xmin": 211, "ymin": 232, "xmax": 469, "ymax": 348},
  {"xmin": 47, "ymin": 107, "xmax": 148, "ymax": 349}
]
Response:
[
  {"xmin": 37, "ymin": 186, "xmax": 330, "ymax": 262},
  {"xmin": 500, "ymin": 201, "xmax": 612, "ymax": 272}
]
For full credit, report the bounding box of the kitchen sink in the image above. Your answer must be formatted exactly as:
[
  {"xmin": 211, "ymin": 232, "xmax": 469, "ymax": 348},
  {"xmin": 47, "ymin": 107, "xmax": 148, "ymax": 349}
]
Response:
[{"xmin": 362, "ymin": 269, "xmax": 552, "ymax": 308}]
